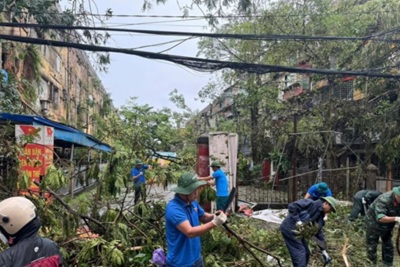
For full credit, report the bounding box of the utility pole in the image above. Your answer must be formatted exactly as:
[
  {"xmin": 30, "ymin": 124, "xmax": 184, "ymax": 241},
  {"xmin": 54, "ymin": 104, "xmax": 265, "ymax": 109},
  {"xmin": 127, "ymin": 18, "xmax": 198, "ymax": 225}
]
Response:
[{"xmin": 289, "ymin": 113, "xmax": 298, "ymax": 202}]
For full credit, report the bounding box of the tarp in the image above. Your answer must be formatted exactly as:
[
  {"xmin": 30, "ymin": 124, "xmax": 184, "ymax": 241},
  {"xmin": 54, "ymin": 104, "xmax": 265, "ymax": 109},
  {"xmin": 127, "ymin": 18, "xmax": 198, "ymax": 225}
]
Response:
[
  {"xmin": 0, "ymin": 112, "xmax": 113, "ymax": 153},
  {"xmin": 251, "ymin": 209, "xmax": 287, "ymax": 224}
]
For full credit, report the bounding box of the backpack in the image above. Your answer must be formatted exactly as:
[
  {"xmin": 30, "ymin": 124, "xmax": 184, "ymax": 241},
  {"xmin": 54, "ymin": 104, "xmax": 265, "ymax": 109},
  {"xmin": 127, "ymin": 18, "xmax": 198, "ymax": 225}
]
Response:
[{"xmin": 24, "ymin": 255, "xmax": 60, "ymax": 267}]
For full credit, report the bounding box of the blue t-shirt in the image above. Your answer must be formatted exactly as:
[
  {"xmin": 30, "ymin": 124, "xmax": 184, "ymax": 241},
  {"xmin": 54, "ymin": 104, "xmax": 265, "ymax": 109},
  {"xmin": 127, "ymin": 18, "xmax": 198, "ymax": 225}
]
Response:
[
  {"xmin": 131, "ymin": 164, "xmax": 148, "ymax": 185},
  {"xmin": 212, "ymin": 169, "xmax": 229, "ymax": 197},
  {"xmin": 307, "ymin": 184, "xmax": 332, "ymax": 200},
  {"xmin": 165, "ymin": 195, "xmax": 204, "ymax": 267}
]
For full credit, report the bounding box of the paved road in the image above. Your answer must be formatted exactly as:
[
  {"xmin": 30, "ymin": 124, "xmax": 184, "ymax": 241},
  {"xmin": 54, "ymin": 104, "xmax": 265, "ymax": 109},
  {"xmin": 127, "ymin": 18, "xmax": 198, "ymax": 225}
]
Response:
[{"xmin": 118, "ymin": 184, "xmax": 176, "ymax": 207}]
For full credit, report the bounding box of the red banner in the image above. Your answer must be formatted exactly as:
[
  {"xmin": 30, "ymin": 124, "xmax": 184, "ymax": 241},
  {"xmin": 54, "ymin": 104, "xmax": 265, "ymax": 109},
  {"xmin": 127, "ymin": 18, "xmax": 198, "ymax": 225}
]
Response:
[{"xmin": 15, "ymin": 125, "xmax": 54, "ymax": 191}]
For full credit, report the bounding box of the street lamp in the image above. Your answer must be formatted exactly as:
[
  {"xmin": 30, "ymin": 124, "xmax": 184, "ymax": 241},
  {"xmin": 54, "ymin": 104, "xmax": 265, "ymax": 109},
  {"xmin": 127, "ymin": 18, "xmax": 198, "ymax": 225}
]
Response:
[{"xmin": 40, "ymin": 99, "xmax": 51, "ymax": 117}]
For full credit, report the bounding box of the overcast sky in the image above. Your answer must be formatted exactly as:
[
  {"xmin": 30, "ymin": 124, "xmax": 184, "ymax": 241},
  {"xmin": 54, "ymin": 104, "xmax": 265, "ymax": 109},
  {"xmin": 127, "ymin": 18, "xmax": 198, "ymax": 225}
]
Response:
[{"xmin": 60, "ymin": 0, "xmax": 213, "ymax": 112}]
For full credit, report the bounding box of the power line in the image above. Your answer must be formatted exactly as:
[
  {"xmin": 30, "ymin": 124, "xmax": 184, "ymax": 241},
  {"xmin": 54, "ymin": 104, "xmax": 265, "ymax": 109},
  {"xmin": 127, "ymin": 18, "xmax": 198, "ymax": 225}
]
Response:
[
  {"xmin": 2, "ymin": 9, "xmax": 398, "ymax": 19},
  {"xmin": 1, "ymin": 22, "xmax": 400, "ymax": 43},
  {"xmin": 0, "ymin": 32, "xmax": 398, "ymax": 78},
  {"xmin": 98, "ymin": 18, "xmax": 205, "ymax": 27}
]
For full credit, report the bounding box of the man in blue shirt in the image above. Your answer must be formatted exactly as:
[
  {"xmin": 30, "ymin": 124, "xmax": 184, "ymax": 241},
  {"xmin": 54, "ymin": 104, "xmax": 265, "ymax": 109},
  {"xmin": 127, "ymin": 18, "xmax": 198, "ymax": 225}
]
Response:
[
  {"xmin": 131, "ymin": 159, "xmax": 149, "ymax": 204},
  {"xmin": 198, "ymin": 161, "xmax": 229, "ymax": 210},
  {"xmin": 305, "ymin": 182, "xmax": 332, "ymax": 201},
  {"xmin": 165, "ymin": 172, "xmax": 227, "ymax": 267}
]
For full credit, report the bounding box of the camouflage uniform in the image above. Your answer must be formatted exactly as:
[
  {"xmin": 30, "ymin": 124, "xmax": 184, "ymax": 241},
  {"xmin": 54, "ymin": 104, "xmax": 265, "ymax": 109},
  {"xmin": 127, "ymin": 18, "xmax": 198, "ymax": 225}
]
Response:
[{"xmin": 365, "ymin": 191, "xmax": 400, "ymax": 266}]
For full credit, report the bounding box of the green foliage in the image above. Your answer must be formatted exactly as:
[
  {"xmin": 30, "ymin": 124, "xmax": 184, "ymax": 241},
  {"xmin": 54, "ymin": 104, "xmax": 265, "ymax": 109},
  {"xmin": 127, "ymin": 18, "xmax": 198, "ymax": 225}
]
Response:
[
  {"xmin": 21, "ymin": 45, "xmax": 42, "ymax": 82},
  {"xmin": 0, "ymin": 76, "xmax": 23, "ymax": 113},
  {"xmin": 41, "ymin": 165, "xmax": 67, "ymax": 190},
  {"xmin": 237, "ymin": 155, "xmax": 251, "ymax": 184},
  {"xmin": 195, "ymin": 0, "xmax": 400, "ymax": 172},
  {"xmin": 18, "ymin": 172, "xmax": 30, "ymax": 190},
  {"xmin": 268, "ymin": 150, "xmax": 290, "ymax": 173},
  {"xmin": 141, "ymin": 0, "xmax": 254, "ymax": 16},
  {"xmin": 77, "ymin": 238, "xmax": 125, "ymax": 267},
  {"xmin": 199, "ymin": 186, "xmax": 217, "ymax": 204}
]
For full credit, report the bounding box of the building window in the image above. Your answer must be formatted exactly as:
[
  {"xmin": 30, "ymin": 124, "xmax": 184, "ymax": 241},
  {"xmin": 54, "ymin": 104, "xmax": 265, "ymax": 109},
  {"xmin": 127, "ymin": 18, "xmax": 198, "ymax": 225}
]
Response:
[
  {"xmin": 39, "ymin": 77, "xmax": 49, "ymax": 100},
  {"xmin": 55, "ymin": 53, "xmax": 61, "ymax": 73},
  {"xmin": 40, "ymin": 46, "xmax": 50, "ymax": 59},
  {"xmin": 49, "ymin": 84, "xmax": 59, "ymax": 107}
]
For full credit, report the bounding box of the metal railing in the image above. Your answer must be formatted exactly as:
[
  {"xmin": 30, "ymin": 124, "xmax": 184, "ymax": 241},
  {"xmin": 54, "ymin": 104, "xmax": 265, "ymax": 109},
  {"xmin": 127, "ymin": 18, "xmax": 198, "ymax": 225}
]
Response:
[{"xmin": 239, "ymin": 165, "xmax": 365, "ymax": 206}]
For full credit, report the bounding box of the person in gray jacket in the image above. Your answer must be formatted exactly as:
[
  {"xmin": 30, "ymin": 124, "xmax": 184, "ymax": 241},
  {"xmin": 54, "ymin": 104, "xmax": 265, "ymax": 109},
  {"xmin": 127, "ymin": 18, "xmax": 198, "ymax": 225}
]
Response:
[{"xmin": 0, "ymin": 197, "xmax": 63, "ymax": 267}]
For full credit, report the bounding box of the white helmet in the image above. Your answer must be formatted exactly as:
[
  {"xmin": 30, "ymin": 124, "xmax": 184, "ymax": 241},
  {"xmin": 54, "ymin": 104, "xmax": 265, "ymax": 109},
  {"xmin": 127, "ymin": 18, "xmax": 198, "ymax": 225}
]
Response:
[{"xmin": 0, "ymin": 197, "xmax": 36, "ymax": 235}]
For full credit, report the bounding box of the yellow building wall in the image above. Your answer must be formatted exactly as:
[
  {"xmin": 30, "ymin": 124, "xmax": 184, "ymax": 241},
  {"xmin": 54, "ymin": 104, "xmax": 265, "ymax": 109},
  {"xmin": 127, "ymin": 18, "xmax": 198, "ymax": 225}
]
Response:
[{"xmin": 1, "ymin": 24, "xmax": 109, "ymax": 136}]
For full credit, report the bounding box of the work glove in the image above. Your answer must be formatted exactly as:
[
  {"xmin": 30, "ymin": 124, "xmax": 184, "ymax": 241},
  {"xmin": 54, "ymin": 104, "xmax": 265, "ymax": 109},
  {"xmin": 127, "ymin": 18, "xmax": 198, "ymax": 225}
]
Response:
[
  {"xmin": 362, "ymin": 197, "xmax": 366, "ymax": 205},
  {"xmin": 395, "ymin": 217, "xmax": 400, "ymax": 224},
  {"xmin": 322, "ymin": 250, "xmax": 332, "ymax": 264},
  {"xmin": 212, "ymin": 212, "xmax": 227, "ymax": 226},
  {"xmin": 138, "ymin": 172, "xmax": 143, "ymax": 176},
  {"xmin": 295, "ymin": 221, "xmax": 304, "ymax": 231}
]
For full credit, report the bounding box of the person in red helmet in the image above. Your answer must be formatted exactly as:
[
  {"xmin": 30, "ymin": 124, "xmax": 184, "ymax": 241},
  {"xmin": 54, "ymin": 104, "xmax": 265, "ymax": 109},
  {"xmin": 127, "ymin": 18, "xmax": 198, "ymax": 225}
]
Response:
[{"xmin": 0, "ymin": 197, "xmax": 62, "ymax": 267}]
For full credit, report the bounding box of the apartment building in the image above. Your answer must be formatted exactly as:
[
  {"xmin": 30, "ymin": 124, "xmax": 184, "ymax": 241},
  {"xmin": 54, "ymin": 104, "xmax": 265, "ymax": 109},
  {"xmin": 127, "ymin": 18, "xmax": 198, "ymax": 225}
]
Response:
[{"xmin": 0, "ymin": 19, "xmax": 110, "ymax": 135}]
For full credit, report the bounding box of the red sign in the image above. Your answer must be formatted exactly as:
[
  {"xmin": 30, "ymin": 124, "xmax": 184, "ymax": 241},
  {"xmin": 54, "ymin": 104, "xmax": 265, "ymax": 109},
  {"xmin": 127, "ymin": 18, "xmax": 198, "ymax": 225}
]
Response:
[{"xmin": 15, "ymin": 125, "xmax": 54, "ymax": 191}]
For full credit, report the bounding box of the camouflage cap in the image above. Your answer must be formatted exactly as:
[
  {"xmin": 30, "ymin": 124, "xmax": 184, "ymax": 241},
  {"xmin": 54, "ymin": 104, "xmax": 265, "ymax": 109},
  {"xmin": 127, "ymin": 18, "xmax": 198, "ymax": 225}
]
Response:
[{"xmin": 393, "ymin": 186, "xmax": 400, "ymax": 196}]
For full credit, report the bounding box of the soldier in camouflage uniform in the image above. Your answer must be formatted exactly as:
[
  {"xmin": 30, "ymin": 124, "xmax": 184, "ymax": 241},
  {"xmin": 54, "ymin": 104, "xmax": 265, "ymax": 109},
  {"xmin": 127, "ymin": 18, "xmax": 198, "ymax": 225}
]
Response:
[{"xmin": 365, "ymin": 187, "xmax": 400, "ymax": 267}]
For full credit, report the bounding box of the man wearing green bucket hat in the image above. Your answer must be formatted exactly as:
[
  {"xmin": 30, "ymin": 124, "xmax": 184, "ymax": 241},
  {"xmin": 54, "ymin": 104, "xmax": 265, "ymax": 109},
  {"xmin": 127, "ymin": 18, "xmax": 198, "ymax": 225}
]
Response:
[
  {"xmin": 165, "ymin": 172, "xmax": 227, "ymax": 267},
  {"xmin": 131, "ymin": 159, "xmax": 149, "ymax": 204},
  {"xmin": 280, "ymin": 196, "xmax": 337, "ymax": 266},
  {"xmin": 198, "ymin": 161, "xmax": 229, "ymax": 210},
  {"xmin": 365, "ymin": 186, "xmax": 400, "ymax": 267}
]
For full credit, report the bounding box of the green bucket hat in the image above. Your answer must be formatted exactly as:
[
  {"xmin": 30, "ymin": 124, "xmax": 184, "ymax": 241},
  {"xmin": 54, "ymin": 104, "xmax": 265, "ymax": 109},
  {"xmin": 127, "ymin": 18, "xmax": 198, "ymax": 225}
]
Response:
[
  {"xmin": 171, "ymin": 172, "xmax": 206, "ymax": 195},
  {"xmin": 321, "ymin": 196, "xmax": 337, "ymax": 213},
  {"xmin": 393, "ymin": 186, "xmax": 400, "ymax": 196},
  {"xmin": 134, "ymin": 159, "xmax": 143, "ymax": 165},
  {"xmin": 210, "ymin": 161, "xmax": 221, "ymax": 167},
  {"xmin": 317, "ymin": 182, "xmax": 328, "ymax": 193}
]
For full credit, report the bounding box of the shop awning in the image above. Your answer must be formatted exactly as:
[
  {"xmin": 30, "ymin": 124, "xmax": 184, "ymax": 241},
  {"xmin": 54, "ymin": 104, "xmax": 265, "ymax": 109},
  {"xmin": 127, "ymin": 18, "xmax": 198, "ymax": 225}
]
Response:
[{"xmin": 0, "ymin": 112, "xmax": 113, "ymax": 153}]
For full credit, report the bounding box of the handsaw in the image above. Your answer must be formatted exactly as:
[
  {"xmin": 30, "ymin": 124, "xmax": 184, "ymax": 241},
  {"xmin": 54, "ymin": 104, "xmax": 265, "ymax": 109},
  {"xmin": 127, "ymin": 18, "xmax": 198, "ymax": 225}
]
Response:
[
  {"xmin": 362, "ymin": 197, "xmax": 368, "ymax": 215},
  {"xmin": 218, "ymin": 186, "xmax": 282, "ymax": 267},
  {"xmin": 222, "ymin": 186, "xmax": 237, "ymax": 213}
]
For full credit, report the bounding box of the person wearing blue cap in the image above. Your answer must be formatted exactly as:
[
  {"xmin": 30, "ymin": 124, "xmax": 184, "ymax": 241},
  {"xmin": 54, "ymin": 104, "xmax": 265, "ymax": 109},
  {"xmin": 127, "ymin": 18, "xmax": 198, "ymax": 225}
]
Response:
[
  {"xmin": 165, "ymin": 172, "xmax": 227, "ymax": 267},
  {"xmin": 305, "ymin": 182, "xmax": 332, "ymax": 201},
  {"xmin": 131, "ymin": 159, "xmax": 149, "ymax": 204}
]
